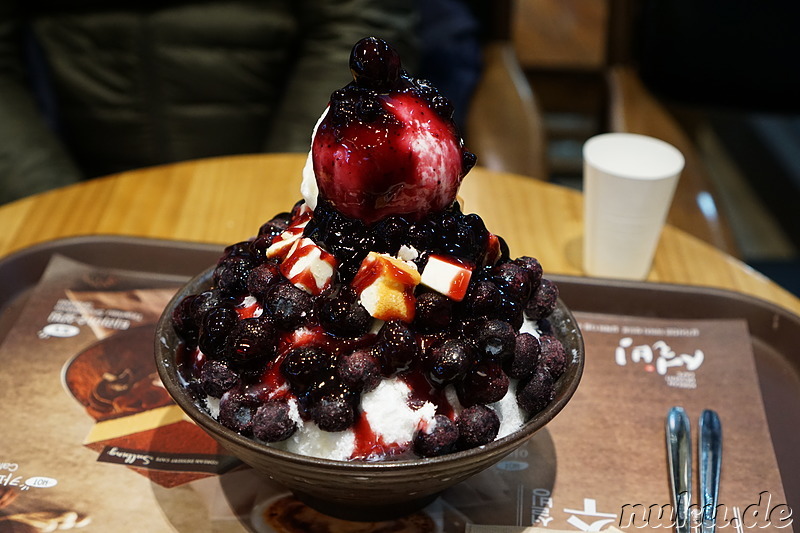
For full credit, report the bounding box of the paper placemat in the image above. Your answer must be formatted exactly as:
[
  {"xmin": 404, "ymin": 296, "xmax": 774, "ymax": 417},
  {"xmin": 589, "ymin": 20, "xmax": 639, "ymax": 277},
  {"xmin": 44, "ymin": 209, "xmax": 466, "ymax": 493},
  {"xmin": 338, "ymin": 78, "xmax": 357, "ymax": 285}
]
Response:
[{"xmin": 0, "ymin": 256, "xmax": 792, "ymax": 532}]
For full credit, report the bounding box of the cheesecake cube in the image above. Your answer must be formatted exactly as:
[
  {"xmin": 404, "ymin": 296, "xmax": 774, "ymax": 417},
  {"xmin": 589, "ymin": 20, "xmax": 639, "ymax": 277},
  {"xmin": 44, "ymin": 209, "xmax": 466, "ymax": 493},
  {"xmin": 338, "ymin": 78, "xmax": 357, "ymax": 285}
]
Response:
[
  {"xmin": 420, "ymin": 254, "xmax": 473, "ymax": 301},
  {"xmin": 352, "ymin": 252, "xmax": 421, "ymax": 322},
  {"xmin": 280, "ymin": 238, "xmax": 337, "ymax": 295}
]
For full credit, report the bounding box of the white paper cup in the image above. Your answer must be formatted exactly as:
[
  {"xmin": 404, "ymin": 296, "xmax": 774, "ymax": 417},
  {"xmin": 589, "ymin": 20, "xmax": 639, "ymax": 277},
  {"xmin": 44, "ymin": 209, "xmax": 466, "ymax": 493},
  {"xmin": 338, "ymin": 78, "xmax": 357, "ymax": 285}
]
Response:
[{"xmin": 582, "ymin": 133, "xmax": 684, "ymax": 279}]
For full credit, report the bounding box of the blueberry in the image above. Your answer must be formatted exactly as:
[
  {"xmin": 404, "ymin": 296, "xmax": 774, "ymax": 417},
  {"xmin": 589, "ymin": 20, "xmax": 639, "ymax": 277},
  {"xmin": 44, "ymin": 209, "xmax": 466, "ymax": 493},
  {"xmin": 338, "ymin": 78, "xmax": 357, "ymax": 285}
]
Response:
[
  {"xmin": 355, "ymin": 95, "xmax": 384, "ymax": 122},
  {"xmin": 219, "ymin": 240, "xmax": 256, "ymax": 262},
  {"xmin": 373, "ymin": 216, "xmax": 410, "ymax": 255},
  {"xmin": 456, "ymin": 405, "xmax": 500, "ymax": 450},
  {"xmin": 246, "ymin": 262, "xmax": 282, "ymax": 300},
  {"xmin": 516, "ymin": 367, "xmax": 555, "ymax": 414},
  {"xmin": 252, "ymin": 399, "xmax": 297, "ymax": 442},
  {"xmin": 492, "ymin": 262, "xmax": 532, "ymax": 304},
  {"xmin": 462, "ymin": 213, "xmax": 489, "ymax": 261},
  {"xmin": 377, "ymin": 320, "xmax": 419, "ymax": 373},
  {"xmin": 172, "ymin": 294, "xmax": 200, "ymax": 344},
  {"xmin": 513, "ymin": 256, "xmax": 543, "ymax": 291},
  {"xmin": 218, "ymin": 392, "xmax": 261, "ymax": 434},
  {"xmin": 526, "ymin": 278, "xmax": 559, "ymax": 320},
  {"xmin": 191, "ymin": 290, "xmax": 235, "ymax": 324},
  {"xmin": 200, "ymin": 359, "xmax": 240, "ymax": 398},
  {"xmin": 316, "ymin": 286, "xmax": 372, "ymax": 337},
  {"xmin": 425, "ymin": 338, "xmax": 471, "ymax": 385},
  {"xmin": 539, "ymin": 334, "xmax": 567, "ymax": 379},
  {"xmin": 430, "ymin": 95, "xmax": 455, "ymax": 120},
  {"xmin": 413, "ymin": 415, "xmax": 459, "ymax": 457},
  {"xmin": 506, "ymin": 332, "xmax": 540, "ymax": 379},
  {"xmin": 406, "ymin": 223, "xmax": 434, "ymax": 252},
  {"xmin": 214, "ymin": 256, "xmax": 256, "ymax": 296},
  {"xmin": 456, "ymin": 361, "xmax": 509, "ymax": 407},
  {"xmin": 349, "ymin": 37, "xmax": 401, "ymax": 90},
  {"xmin": 462, "ymin": 151, "xmax": 477, "ymax": 175},
  {"xmin": 413, "ymin": 292, "xmax": 452, "ymax": 332},
  {"xmin": 226, "ymin": 316, "xmax": 276, "ymax": 363},
  {"xmin": 265, "ymin": 282, "xmax": 312, "ymax": 330},
  {"xmin": 497, "ymin": 297, "xmax": 525, "ymax": 330},
  {"xmin": 258, "ymin": 213, "xmax": 292, "ymax": 239},
  {"xmin": 475, "ymin": 319, "xmax": 516, "ymax": 363},
  {"xmin": 337, "ymin": 348, "xmax": 382, "ymax": 393},
  {"xmin": 198, "ymin": 306, "xmax": 239, "ymax": 358},
  {"xmin": 461, "ymin": 281, "xmax": 501, "ymax": 319},
  {"xmin": 282, "ymin": 346, "xmax": 331, "ymax": 392},
  {"xmin": 313, "ymin": 394, "xmax": 356, "ymax": 432},
  {"xmin": 249, "ymin": 235, "xmax": 273, "ymax": 259}
]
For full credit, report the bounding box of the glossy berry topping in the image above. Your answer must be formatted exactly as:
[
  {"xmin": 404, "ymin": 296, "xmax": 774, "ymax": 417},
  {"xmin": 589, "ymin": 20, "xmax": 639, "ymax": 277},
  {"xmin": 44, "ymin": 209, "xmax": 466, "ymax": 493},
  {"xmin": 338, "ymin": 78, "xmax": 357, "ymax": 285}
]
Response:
[
  {"xmin": 312, "ymin": 37, "xmax": 475, "ymax": 224},
  {"xmin": 258, "ymin": 213, "xmax": 292, "ymax": 240},
  {"xmin": 513, "ymin": 256, "xmax": 544, "ymax": 291},
  {"xmin": 492, "ymin": 262, "xmax": 533, "ymax": 304},
  {"xmin": 191, "ymin": 290, "xmax": 235, "ymax": 324},
  {"xmin": 214, "ymin": 256, "xmax": 257, "ymax": 296}
]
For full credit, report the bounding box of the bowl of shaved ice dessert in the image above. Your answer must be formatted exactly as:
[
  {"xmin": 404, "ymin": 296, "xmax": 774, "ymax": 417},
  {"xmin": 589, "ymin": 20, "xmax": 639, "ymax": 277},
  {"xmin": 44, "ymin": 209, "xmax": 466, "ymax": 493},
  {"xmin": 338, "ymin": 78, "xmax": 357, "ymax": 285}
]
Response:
[{"xmin": 155, "ymin": 37, "xmax": 584, "ymax": 521}]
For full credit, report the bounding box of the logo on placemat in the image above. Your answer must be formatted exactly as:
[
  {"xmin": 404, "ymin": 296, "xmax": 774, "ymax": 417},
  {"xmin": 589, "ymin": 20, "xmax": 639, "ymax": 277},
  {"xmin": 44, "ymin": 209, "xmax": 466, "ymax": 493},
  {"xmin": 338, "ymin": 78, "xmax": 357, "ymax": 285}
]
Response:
[
  {"xmin": 614, "ymin": 334, "xmax": 705, "ymax": 389},
  {"xmin": 582, "ymin": 321, "xmax": 706, "ymax": 389}
]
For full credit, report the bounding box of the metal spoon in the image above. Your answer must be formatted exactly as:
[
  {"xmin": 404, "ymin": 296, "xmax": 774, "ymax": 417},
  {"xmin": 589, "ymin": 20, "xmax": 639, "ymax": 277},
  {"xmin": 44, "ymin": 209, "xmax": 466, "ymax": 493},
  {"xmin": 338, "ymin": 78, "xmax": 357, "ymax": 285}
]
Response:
[
  {"xmin": 667, "ymin": 406, "xmax": 692, "ymax": 533},
  {"xmin": 699, "ymin": 409, "xmax": 722, "ymax": 533}
]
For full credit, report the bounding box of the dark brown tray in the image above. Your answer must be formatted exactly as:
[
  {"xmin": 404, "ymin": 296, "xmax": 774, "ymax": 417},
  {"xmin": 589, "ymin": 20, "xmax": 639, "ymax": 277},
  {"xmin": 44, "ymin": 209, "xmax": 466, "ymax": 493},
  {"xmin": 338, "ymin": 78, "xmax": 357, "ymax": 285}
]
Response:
[{"xmin": 2, "ymin": 235, "xmax": 798, "ymax": 511}]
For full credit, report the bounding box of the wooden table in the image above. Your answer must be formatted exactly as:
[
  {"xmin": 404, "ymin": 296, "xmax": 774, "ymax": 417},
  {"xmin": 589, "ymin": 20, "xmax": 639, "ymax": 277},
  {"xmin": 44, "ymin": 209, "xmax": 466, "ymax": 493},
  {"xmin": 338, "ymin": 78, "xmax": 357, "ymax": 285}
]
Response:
[{"xmin": 1, "ymin": 153, "xmax": 798, "ymax": 316}]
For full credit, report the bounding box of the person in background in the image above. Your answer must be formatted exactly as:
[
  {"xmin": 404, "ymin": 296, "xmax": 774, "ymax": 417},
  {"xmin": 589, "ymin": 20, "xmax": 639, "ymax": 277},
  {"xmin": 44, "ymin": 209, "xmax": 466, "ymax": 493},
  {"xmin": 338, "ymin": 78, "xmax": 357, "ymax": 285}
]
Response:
[
  {"xmin": 0, "ymin": 0, "xmax": 417, "ymax": 205},
  {"xmin": 415, "ymin": 0, "xmax": 481, "ymax": 132}
]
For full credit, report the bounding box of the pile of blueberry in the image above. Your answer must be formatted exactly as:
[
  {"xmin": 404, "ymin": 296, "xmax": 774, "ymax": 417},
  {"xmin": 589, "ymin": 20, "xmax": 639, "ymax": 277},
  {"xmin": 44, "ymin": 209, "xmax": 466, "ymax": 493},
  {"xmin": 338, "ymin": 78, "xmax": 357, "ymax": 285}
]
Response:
[{"xmin": 171, "ymin": 199, "xmax": 567, "ymax": 460}]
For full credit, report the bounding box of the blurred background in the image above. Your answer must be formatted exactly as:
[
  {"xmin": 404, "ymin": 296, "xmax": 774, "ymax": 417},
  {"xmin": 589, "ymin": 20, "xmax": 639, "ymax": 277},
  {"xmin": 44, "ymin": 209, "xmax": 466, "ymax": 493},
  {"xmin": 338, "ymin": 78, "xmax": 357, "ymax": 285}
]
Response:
[
  {"xmin": 465, "ymin": 0, "xmax": 800, "ymax": 296},
  {"xmin": 2, "ymin": 0, "xmax": 798, "ymax": 295}
]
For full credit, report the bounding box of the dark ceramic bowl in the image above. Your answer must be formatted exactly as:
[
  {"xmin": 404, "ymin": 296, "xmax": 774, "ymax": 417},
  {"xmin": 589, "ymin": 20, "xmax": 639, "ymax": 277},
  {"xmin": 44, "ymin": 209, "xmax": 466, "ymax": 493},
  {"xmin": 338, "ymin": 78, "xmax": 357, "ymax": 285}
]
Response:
[{"xmin": 155, "ymin": 268, "xmax": 584, "ymax": 521}]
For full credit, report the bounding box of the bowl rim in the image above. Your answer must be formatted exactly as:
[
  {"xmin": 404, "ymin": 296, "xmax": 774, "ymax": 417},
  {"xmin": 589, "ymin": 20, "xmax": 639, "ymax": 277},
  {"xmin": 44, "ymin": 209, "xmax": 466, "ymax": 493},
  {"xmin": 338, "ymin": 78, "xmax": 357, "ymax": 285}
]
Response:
[{"xmin": 154, "ymin": 267, "xmax": 585, "ymax": 471}]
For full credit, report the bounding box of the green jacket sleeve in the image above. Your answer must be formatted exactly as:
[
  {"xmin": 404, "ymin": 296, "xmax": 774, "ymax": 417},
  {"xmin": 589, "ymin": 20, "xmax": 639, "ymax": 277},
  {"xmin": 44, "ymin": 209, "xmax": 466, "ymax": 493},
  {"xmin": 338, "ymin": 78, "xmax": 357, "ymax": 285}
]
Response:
[
  {"xmin": 263, "ymin": 0, "xmax": 418, "ymax": 153},
  {"xmin": 0, "ymin": 5, "xmax": 83, "ymax": 205}
]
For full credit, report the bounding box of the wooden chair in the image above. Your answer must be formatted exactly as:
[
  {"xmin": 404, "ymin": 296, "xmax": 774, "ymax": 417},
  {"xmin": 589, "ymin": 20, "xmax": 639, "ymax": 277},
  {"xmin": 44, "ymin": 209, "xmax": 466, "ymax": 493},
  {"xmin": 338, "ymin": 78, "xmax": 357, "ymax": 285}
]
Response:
[{"xmin": 464, "ymin": 1, "xmax": 548, "ymax": 180}]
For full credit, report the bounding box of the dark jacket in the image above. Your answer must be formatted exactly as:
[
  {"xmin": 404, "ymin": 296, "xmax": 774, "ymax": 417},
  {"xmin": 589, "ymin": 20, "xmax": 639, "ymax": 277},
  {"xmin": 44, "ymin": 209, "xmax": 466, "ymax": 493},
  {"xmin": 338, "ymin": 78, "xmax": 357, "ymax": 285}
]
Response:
[{"xmin": 0, "ymin": 0, "xmax": 417, "ymax": 204}]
